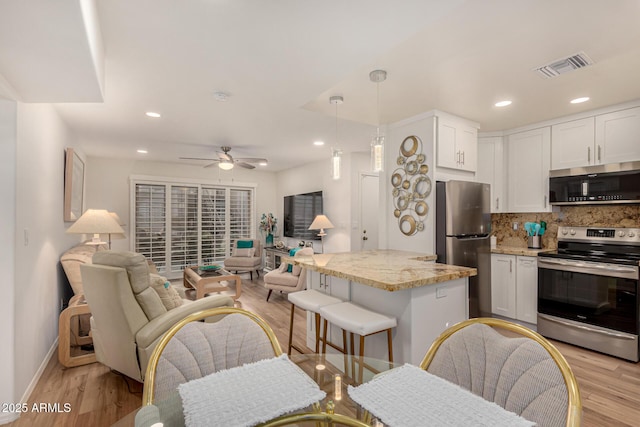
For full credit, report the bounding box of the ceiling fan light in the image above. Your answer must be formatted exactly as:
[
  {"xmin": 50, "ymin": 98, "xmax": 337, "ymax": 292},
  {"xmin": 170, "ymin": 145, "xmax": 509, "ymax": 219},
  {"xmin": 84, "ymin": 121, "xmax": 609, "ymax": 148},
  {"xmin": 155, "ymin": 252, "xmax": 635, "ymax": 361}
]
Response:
[{"xmin": 218, "ymin": 161, "xmax": 234, "ymax": 170}]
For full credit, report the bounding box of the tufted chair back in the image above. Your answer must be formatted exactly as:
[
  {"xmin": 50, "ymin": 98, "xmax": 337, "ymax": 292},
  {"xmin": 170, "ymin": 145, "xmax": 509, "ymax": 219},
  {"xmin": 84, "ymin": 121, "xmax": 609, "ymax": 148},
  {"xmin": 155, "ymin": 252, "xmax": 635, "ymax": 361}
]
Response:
[{"xmin": 421, "ymin": 318, "xmax": 581, "ymax": 427}]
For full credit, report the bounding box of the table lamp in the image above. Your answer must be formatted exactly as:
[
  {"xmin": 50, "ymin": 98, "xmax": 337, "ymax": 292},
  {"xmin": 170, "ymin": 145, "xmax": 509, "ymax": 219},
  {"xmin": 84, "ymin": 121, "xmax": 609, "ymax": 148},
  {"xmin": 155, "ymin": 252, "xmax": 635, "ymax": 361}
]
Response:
[
  {"xmin": 66, "ymin": 209, "xmax": 124, "ymax": 248},
  {"xmin": 308, "ymin": 214, "xmax": 334, "ymax": 253}
]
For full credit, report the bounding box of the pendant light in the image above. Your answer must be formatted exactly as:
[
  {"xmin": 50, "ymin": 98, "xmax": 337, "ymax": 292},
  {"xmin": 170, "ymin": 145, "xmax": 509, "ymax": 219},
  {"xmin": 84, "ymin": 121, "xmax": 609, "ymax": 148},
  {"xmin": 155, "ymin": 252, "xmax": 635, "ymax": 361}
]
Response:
[
  {"xmin": 330, "ymin": 95, "xmax": 344, "ymax": 180},
  {"xmin": 369, "ymin": 69, "xmax": 387, "ymax": 172}
]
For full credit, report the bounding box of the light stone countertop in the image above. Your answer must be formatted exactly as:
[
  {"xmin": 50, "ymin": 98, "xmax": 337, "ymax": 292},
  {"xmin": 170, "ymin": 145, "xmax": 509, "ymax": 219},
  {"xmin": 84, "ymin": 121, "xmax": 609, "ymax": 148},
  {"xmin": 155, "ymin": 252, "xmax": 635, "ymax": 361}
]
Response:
[
  {"xmin": 491, "ymin": 246, "xmax": 555, "ymax": 256},
  {"xmin": 285, "ymin": 249, "xmax": 476, "ymax": 292}
]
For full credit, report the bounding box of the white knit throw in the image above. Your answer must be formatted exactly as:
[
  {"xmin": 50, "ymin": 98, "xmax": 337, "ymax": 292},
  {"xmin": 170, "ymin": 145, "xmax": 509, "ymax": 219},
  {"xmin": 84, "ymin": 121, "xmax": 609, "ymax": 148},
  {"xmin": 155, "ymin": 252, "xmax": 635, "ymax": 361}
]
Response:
[
  {"xmin": 348, "ymin": 364, "xmax": 536, "ymax": 427},
  {"xmin": 179, "ymin": 354, "xmax": 326, "ymax": 427}
]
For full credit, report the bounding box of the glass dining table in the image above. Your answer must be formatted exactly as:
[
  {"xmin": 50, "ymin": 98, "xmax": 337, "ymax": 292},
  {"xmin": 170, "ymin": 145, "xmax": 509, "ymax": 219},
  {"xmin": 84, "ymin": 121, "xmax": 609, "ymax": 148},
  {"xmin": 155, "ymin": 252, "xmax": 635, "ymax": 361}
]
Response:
[{"xmin": 112, "ymin": 352, "xmax": 397, "ymax": 427}]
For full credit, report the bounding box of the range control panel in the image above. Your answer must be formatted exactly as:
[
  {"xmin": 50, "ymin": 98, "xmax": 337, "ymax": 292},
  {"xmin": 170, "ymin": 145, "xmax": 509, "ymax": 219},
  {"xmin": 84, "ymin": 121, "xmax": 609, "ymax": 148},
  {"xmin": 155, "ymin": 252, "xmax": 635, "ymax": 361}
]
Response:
[{"xmin": 558, "ymin": 226, "xmax": 640, "ymax": 243}]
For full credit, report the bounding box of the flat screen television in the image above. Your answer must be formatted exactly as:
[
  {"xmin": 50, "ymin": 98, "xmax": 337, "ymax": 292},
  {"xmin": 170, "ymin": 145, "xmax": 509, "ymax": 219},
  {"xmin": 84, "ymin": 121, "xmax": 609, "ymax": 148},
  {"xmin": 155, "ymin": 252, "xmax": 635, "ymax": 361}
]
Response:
[{"xmin": 283, "ymin": 191, "xmax": 323, "ymax": 240}]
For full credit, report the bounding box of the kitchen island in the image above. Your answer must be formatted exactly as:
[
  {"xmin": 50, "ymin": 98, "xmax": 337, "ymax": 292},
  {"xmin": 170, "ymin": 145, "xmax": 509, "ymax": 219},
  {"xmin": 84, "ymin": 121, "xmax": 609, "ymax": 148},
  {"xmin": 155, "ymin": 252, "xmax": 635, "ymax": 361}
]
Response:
[{"xmin": 287, "ymin": 249, "xmax": 477, "ymax": 365}]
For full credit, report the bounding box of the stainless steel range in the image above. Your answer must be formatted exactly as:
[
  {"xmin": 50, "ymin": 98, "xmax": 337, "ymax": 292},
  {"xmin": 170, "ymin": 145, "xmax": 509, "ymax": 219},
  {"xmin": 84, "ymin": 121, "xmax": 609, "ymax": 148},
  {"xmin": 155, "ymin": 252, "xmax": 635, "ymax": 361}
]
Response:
[{"xmin": 537, "ymin": 226, "xmax": 640, "ymax": 362}]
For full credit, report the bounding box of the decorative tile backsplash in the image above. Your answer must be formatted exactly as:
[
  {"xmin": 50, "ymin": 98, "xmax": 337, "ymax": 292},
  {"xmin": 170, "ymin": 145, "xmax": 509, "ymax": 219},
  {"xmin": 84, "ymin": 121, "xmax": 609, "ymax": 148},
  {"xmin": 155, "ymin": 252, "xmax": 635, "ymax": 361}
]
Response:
[{"xmin": 492, "ymin": 205, "xmax": 640, "ymax": 250}]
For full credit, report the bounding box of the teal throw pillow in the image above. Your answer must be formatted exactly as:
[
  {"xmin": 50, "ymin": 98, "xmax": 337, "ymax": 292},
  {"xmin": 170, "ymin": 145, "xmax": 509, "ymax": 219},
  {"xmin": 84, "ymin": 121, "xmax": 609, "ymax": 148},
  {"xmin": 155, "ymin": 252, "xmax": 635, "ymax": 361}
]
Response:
[
  {"xmin": 237, "ymin": 240, "xmax": 254, "ymax": 249},
  {"xmin": 287, "ymin": 247, "xmax": 300, "ymax": 273}
]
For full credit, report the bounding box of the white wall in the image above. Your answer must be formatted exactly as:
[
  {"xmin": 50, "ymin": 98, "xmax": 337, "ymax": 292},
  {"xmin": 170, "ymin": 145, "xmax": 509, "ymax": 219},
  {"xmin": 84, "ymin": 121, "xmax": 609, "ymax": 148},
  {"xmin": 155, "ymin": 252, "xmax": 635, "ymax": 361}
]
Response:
[
  {"xmin": 11, "ymin": 102, "xmax": 79, "ymax": 420},
  {"xmin": 84, "ymin": 157, "xmax": 278, "ymax": 251},
  {"xmin": 0, "ymin": 99, "xmax": 17, "ymax": 425},
  {"xmin": 385, "ymin": 115, "xmax": 436, "ymax": 254},
  {"xmin": 276, "ymin": 154, "xmax": 359, "ymax": 253}
]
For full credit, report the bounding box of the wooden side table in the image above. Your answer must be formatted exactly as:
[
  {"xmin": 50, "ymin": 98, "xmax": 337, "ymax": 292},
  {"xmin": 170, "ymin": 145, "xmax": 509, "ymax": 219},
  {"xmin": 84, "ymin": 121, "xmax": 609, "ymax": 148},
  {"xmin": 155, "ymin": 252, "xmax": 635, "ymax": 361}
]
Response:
[
  {"xmin": 58, "ymin": 294, "xmax": 97, "ymax": 367},
  {"xmin": 183, "ymin": 266, "xmax": 242, "ymax": 300}
]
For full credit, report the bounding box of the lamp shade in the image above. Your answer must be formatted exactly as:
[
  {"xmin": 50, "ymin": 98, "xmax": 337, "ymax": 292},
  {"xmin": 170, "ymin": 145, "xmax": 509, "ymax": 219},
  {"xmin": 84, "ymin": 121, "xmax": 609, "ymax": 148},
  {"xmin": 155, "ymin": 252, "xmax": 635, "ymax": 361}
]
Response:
[
  {"xmin": 308, "ymin": 215, "xmax": 334, "ymax": 231},
  {"xmin": 67, "ymin": 209, "xmax": 124, "ymax": 244}
]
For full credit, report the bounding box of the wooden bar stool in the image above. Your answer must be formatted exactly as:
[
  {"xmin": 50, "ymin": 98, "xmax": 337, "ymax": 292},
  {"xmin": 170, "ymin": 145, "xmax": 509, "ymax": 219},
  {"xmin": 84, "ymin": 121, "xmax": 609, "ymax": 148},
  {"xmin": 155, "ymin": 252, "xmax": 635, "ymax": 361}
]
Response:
[
  {"xmin": 287, "ymin": 290, "xmax": 343, "ymax": 355},
  {"xmin": 319, "ymin": 302, "xmax": 397, "ymax": 382}
]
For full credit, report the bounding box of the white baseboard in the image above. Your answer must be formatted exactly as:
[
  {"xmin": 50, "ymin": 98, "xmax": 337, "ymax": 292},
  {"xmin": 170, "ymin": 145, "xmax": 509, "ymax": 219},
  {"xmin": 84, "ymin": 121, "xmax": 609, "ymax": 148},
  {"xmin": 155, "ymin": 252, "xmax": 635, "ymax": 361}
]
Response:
[
  {"xmin": 3, "ymin": 338, "xmax": 59, "ymax": 425},
  {"xmin": 0, "ymin": 411, "xmax": 19, "ymax": 425}
]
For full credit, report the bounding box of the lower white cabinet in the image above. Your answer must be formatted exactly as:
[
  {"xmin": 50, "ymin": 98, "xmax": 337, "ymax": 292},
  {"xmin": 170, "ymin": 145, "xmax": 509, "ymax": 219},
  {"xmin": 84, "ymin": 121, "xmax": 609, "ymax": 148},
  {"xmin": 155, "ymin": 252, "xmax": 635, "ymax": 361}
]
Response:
[
  {"xmin": 491, "ymin": 254, "xmax": 516, "ymax": 318},
  {"xmin": 515, "ymin": 256, "xmax": 538, "ymax": 324},
  {"xmin": 491, "ymin": 254, "xmax": 538, "ymax": 324}
]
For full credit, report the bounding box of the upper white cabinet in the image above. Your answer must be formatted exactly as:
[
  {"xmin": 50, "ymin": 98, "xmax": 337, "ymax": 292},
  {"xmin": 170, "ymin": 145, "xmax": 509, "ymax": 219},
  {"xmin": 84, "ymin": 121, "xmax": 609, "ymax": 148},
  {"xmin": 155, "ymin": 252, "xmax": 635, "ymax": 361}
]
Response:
[
  {"xmin": 476, "ymin": 136, "xmax": 505, "ymax": 213},
  {"xmin": 551, "ymin": 106, "xmax": 640, "ymax": 170},
  {"xmin": 595, "ymin": 106, "xmax": 640, "ymax": 164},
  {"xmin": 436, "ymin": 115, "xmax": 477, "ymax": 172},
  {"xmin": 506, "ymin": 127, "xmax": 551, "ymax": 212},
  {"xmin": 551, "ymin": 117, "xmax": 595, "ymax": 170}
]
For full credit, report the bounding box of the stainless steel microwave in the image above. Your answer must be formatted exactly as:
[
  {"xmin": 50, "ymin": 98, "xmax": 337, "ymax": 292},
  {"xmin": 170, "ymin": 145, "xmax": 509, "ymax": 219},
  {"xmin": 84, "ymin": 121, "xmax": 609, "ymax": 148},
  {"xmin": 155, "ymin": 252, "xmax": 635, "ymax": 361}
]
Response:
[{"xmin": 549, "ymin": 162, "xmax": 640, "ymax": 205}]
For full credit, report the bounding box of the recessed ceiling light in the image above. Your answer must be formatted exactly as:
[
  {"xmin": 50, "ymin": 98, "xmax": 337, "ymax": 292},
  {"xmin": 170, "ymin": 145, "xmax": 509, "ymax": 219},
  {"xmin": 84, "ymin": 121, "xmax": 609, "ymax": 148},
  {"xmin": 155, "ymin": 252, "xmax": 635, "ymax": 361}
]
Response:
[
  {"xmin": 495, "ymin": 100, "xmax": 512, "ymax": 107},
  {"xmin": 570, "ymin": 97, "xmax": 590, "ymax": 104},
  {"xmin": 145, "ymin": 112, "xmax": 161, "ymax": 118},
  {"xmin": 213, "ymin": 91, "xmax": 230, "ymax": 102},
  {"xmin": 313, "ymin": 141, "xmax": 325, "ymax": 146},
  {"xmin": 137, "ymin": 149, "xmax": 148, "ymax": 154}
]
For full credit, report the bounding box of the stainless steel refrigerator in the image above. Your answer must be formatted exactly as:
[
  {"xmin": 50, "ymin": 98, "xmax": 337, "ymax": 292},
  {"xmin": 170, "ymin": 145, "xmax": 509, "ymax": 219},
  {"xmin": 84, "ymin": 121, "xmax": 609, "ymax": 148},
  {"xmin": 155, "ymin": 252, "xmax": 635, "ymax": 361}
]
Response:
[{"xmin": 436, "ymin": 180, "xmax": 492, "ymax": 318}]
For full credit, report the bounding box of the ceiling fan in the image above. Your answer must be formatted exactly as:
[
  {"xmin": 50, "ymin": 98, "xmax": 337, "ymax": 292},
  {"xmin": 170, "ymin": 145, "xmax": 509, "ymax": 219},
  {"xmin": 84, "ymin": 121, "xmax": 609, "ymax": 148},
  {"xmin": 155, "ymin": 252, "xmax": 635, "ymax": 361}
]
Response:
[{"xmin": 180, "ymin": 146, "xmax": 267, "ymax": 170}]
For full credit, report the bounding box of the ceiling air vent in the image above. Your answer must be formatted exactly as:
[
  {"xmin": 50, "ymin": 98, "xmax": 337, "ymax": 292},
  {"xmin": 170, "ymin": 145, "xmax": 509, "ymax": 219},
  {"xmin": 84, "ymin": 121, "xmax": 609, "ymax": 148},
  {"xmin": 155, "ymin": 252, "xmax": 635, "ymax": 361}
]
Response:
[{"xmin": 533, "ymin": 51, "xmax": 594, "ymax": 79}]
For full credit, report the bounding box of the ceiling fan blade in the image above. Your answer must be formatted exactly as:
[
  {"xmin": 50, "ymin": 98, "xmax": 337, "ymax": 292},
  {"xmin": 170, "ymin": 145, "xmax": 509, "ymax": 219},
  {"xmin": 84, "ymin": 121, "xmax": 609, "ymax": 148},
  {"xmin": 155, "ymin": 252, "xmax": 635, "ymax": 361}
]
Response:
[
  {"xmin": 236, "ymin": 162, "xmax": 256, "ymax": 169},
  {"xmin": 235, "ymin": 157, "xmax": 268, "ymax": 163},
  {"xmin": 179, "ymin": 157, "xmax": 218, "ymax": 161}
]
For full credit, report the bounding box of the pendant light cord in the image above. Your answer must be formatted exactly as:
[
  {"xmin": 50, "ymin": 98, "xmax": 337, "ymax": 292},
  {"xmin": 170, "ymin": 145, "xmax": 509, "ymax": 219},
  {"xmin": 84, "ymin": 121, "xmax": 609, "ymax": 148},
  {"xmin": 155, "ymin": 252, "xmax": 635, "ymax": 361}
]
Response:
[{"xmin": 376, "ymin": 81, "xmax": 381, "ymax": 137}]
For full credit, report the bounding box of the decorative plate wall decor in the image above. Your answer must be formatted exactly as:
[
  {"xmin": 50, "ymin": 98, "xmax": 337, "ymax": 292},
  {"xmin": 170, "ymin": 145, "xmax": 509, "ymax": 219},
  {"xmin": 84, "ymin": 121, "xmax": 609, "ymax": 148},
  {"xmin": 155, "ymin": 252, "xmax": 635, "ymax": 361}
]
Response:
[{"xmin": 392, "ymin": 135, "xmax": 431, "ymax": 236}]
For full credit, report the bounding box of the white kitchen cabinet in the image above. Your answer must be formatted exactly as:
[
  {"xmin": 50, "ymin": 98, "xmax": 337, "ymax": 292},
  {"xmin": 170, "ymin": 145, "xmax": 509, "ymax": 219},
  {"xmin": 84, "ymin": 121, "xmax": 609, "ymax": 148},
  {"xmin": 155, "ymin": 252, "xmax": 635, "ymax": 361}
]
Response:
[
  {"xmin": 515, "ymin": 256, "xmax": 538, "ymax": 324},
  {"xmin": 551, "ymin": 107, "xmax": 640, "ymax": 169},
  {"xmin": 595, "ymin": 106, "xmax": 640, "ymax": 164},
  {"xmin": 551, "ymin": 117, "xmax": 595, "ymax": 170},
  {"xmin": 476, "ymin": 136, "xmax": 505, "ymax": 213},
  {"xmin": 491, "ymin": 254, "xmax": 516, "ymax": 318},
  {"xmin": 506, "ymin": 127, "xmax": 551, "ymax": 212},
  {"xmin": 491, "ymin": 254, "xmax": 538, "ymax": 324},
  {"xmin": 436, "ymin": 115, "xmax": 478, "ymax": 172}
]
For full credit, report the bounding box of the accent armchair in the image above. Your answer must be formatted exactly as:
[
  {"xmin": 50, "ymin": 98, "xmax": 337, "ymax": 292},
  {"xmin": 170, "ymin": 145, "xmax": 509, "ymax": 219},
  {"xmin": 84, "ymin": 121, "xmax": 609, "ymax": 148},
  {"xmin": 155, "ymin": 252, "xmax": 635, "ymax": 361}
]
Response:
[
  {"xmin": 223, "ymin": 238, "xmax": 263, "ymax": 279},
  {"xmin": 80, "ymin": 250, "xmax": 235, "ymax": 382},
  {"xmin": 263, "ymin": 247, "xmax": 314, "ymax": 301}
]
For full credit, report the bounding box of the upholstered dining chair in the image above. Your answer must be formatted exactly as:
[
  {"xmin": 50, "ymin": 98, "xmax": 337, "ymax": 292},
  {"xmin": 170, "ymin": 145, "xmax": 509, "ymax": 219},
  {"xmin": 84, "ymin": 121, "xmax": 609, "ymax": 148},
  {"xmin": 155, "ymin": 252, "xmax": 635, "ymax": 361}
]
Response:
[
  {"xmin": 136, "ymin": 307, "xmax": 283, "ymax": 427},
  {"xmin": 420, "ymin": 317, "xmax": 582, "ymax": 427},
  {"xmin": 264, "ymin": 247, "xmax": 314, "ymax": 301}
]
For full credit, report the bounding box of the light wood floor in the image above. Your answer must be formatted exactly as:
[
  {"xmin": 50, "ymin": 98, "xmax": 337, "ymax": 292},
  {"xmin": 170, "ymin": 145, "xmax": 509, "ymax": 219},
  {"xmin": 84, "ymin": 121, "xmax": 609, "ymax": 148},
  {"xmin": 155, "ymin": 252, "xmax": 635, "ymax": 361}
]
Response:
[{"xmin": 10, "ymin": 274, "xmax": 640, "ymax": 426}]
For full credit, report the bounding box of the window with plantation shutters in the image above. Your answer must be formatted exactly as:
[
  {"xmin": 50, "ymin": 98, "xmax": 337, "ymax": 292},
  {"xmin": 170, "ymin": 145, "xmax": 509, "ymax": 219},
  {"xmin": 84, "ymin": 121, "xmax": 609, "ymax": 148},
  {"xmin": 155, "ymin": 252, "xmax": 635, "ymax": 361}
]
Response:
[
  {"xmin": 170, "ymin": 185, "xmax": 199, "ymax": 271},
  {"xmin": 201, "ymin": 187, "xmax": 226, "ymax": 264},
  {"xmin": 131, "ymin": 178, "xmax": 255, "ymax": 278},
  {"xmin": 229, "ymin": 188, "xmax": 252, "ymax": 253},
  {"xmin": 134, "ymin": 183, "xmax": 167, "ymax": 271}
]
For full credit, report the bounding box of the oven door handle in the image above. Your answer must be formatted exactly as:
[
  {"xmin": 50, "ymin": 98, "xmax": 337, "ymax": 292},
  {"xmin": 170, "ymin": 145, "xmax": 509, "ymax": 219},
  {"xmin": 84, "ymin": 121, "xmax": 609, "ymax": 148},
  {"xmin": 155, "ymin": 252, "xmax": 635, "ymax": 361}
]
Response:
[
  {"xmin": 538, "ymin": 314, "xmax": 637, "ymax": 340},
  {"xmin": 538, "ymin": 257, "xmax": 639, "ymax": 278}
]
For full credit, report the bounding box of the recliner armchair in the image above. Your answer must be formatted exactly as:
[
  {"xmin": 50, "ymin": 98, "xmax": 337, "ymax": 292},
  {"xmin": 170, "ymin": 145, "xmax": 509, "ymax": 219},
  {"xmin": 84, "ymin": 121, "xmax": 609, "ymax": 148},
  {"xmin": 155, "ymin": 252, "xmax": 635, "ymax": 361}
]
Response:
[
  {"xmin": 80, "ymin": 250, "xmax": 234, "ymax": 382},
  {"xmin": 264, "ymin": 247, "xmax": 314, "ymax": 301}
]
